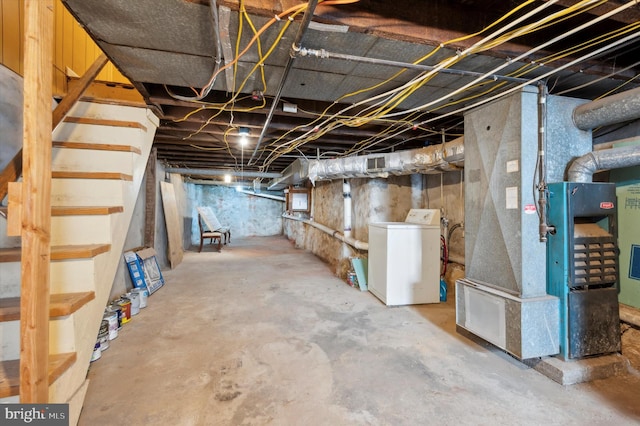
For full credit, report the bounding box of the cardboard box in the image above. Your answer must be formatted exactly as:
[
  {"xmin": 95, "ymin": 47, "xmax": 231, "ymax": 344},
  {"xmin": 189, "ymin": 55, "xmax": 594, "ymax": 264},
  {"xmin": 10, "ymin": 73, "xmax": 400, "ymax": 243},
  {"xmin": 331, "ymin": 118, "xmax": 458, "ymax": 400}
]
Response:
[{"xmin": 124, "ymin": 248, "xmax": 165, "ymax": 295}]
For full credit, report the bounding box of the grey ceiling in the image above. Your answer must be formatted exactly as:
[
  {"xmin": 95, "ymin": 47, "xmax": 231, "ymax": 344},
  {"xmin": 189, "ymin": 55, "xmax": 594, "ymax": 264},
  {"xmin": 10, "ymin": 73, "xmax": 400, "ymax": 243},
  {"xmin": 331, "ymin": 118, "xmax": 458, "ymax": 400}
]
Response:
[{"xmin": 62, "ymin": 0, "xmax": 640, "ymax": 178}]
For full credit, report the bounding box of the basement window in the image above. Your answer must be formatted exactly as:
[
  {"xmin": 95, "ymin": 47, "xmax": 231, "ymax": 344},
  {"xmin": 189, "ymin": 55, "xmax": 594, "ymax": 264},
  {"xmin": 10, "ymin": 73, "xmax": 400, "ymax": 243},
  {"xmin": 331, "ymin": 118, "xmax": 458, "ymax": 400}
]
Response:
[{"xmin": 286, "ymin": 187, "xmax": 311, "ymax": 213}]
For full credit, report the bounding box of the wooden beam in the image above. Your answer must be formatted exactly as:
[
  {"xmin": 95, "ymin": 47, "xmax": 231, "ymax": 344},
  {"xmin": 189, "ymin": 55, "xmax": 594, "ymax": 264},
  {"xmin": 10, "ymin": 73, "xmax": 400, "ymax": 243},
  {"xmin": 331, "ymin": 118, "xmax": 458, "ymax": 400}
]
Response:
[
  {"xmin": 20, "ymin": 0, "xmax": 54, "ymax": 404},
  {"xmin": 542, "ymin": 0, "xmax": 640, "ymax": 25}
]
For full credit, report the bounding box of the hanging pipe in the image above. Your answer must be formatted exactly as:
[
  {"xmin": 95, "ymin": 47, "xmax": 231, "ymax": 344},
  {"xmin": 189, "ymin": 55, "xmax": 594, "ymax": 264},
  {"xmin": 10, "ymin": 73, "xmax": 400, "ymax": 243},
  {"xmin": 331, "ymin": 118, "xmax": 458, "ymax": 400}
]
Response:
[
  {"xmin": 283, "ymin": 214, "xmax": 369, "ymax": 251},
  {"xmin": 343, "ymin": 179, "xmax": 352, "ymax": 238},
  {"xmin": 248, "ymin": 0, "xmax": 319, "ymax": 165}
]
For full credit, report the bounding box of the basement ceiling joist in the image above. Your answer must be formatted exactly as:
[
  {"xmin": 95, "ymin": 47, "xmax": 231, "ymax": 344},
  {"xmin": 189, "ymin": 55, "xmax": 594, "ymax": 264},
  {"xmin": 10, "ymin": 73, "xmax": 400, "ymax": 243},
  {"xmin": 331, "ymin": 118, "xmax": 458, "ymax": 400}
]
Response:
[{"xmin": 63, "ymin": 0, "xmax": 640, "ymax": 183}]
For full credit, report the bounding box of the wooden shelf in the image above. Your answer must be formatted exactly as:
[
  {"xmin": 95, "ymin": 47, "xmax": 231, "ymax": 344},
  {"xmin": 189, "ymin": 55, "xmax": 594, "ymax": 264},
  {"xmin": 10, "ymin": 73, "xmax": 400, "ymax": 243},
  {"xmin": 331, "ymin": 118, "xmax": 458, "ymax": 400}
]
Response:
[
  {"xmin": 51, "ymin": 205, "xmax": 123, "ymax": 216},
  {"xmin": 52, "ymin": 171, "xmax": 133, "ymax": 181},
  {"xmin": 52, "ymin": 141, "xmax": 141, "ymax": 154},
  {"xmin": 0, "ymin": 292, "xmax": 95, "ymax": 322},
  {"xmin": 0, "ymin": 244, "xmax": 111, "ymax": 263},
  {"xmin": 0, "ymin": 352, "xmax": 77, "ymax": 398}
]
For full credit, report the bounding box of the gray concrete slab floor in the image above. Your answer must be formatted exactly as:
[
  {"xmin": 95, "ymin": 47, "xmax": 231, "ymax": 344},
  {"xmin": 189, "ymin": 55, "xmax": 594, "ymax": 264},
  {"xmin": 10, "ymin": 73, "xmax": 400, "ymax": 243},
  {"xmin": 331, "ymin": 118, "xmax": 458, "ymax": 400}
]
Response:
[{"xmin": 79, "ymin": 236, "xmax": 640, "ymax": 425}]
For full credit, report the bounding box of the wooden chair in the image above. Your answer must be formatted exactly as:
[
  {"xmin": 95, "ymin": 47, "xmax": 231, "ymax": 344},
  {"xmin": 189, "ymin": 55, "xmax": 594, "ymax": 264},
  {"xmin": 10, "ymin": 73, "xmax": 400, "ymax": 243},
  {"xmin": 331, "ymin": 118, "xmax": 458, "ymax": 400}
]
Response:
[
  {"xmin": 198, "ymin": 213, "xmax": 223, "ymax": 252},
  {"xmin": 196, "ymin": 206, "xmax": 231, "ymax": 245}
]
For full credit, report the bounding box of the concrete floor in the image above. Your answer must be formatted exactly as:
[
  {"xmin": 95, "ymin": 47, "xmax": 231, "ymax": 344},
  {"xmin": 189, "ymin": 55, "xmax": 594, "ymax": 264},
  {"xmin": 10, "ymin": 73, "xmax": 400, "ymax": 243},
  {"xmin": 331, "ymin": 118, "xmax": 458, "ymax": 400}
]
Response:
[{"xmin": 80, "ymin": 236, "xmax": 640, "ymax": 425}]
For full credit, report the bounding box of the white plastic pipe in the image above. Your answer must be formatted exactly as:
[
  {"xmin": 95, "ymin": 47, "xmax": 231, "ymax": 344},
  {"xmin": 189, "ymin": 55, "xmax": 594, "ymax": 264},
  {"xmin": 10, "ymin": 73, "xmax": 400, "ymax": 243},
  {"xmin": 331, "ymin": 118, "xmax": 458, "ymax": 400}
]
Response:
[
  {"xmin": 283, "ymin": 214, "xmax": 369, "ymax": 251},
  {"xmin": 343, "ymin": 179, "xmax": 352, "ymax": 238}
]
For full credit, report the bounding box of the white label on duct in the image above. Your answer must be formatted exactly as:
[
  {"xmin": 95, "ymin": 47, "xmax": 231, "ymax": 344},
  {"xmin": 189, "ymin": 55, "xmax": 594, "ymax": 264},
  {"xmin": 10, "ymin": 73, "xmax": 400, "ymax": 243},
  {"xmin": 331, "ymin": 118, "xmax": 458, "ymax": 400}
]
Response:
[
  {"xmin": 506, "ymin": 160, "xmax": 519, "ymax": 173},
  {"xmin": 506, "ymin": 187, "xmax": 518, "ymax": 209}
]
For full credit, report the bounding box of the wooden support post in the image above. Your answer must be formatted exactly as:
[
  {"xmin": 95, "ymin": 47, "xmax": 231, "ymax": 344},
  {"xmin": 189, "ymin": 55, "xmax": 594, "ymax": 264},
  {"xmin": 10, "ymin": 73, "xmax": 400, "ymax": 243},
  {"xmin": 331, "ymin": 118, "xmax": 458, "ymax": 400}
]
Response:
[{"xmin": 20, "ymin": 0, "xmax": 54, "ymax": 403}]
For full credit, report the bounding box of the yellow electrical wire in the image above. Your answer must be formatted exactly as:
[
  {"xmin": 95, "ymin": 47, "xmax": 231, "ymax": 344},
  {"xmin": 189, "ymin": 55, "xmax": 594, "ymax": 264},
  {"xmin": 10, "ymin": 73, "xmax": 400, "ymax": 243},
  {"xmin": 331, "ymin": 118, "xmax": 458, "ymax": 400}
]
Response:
[
  {"xmin": 259, "ymin": 0, "xmax": 519, "ymax": 153},
  {"xmin": 595, "ymin": 72, "xmax": 640, "ymax": 100},
  {"xmin": 257, "ymin": 0, "xmax": 630, "ymax": 169},
  {"xmin": 336, "ymin": 0, "xmax": 613, "ymax": 130}
]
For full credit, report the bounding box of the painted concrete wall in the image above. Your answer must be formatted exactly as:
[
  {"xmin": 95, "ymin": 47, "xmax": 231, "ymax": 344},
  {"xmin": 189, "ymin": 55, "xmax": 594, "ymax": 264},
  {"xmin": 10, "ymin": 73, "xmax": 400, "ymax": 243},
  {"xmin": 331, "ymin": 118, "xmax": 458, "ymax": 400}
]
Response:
[
  {"xmin": 0, "ymin": 65, "xmax": 23, "ymax": 176},
  {"xmin": 110, "ymin": 160, "xmax": 170, "ymax": 299},
  {"xmin": 188, "ymin": 184, "xmax": 284, "ymax": 244}
]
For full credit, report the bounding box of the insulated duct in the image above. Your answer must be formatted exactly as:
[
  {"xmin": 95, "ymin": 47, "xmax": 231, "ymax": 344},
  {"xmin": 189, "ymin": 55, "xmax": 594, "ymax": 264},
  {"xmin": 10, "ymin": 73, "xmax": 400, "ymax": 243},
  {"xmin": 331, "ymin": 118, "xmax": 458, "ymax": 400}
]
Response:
[
  {"xmin": 307, "ymin": 137, "xmax": 464, "ymax": 184},
  {"xmin": 267, "ymin": 138, "xmax": 464, "ymax": 189},
  {"xmin": 573, "ymin": 87, "xmax": 640, "ymax": 131},
  {"xmin": 567, "ymin": 144, "xmax": 640, "ymax": 182},
  {"xmin": 267, "ymin": 158, "xmax": 309, "ymax": 190}
]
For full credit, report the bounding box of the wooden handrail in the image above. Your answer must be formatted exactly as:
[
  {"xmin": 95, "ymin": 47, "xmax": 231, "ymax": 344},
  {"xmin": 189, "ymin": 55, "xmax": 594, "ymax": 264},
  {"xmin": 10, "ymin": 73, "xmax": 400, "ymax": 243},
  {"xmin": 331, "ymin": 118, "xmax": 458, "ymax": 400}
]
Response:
[{"xmin": 0, "ymin": 53, "xmax": 108, "ymax": 202}]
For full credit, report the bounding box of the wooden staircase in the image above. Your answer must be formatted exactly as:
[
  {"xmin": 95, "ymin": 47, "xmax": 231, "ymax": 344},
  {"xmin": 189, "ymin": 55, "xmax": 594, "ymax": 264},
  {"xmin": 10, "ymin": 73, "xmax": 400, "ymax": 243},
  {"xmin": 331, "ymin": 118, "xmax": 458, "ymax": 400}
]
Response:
[{"xmin": 0, "ymin": 99, "xmax": 157, "ymax": 424}]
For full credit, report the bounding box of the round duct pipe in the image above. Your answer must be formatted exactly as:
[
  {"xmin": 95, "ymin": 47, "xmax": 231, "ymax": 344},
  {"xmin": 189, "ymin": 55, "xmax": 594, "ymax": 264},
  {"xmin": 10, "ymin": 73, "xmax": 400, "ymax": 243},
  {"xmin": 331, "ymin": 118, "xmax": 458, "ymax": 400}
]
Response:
[
  {"xmin": 573, "ymin": 87, "xmax": 640, "ymax": 131},
  {"xmin": 567, "ymin": 144, "xmax": 640, "ymax": 182}
]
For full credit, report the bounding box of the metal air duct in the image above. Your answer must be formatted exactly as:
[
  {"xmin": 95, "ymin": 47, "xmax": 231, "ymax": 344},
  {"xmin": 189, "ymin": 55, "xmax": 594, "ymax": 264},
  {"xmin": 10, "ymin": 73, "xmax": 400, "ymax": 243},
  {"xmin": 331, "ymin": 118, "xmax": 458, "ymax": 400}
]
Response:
[
  {"xmin": 567, "ymin": 144, "xmax": 640, "ymax": 182},
  {"xmin": 573, "ymin": 87, "xmax": 640, "ymax": 131},
  {"xmin": 307, "ymin": 137, "xmax": 464, "ymax": 184}
]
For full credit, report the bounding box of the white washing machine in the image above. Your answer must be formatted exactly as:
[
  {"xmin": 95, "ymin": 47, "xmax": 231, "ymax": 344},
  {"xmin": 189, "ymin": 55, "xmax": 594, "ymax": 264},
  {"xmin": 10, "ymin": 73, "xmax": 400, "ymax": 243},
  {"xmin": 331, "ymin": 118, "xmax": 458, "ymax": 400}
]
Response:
[{"xmin": 368, "ymin": 209, "xmax": 441, "ymax": 306}]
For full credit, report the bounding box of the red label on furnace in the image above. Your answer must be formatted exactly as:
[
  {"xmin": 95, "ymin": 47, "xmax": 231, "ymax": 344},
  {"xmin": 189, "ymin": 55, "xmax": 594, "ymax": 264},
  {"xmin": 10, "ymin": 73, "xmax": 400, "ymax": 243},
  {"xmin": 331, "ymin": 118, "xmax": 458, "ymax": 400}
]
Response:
[{"xmin": 600, "ymin": 202, "xmax": 614, "ymax": 209}]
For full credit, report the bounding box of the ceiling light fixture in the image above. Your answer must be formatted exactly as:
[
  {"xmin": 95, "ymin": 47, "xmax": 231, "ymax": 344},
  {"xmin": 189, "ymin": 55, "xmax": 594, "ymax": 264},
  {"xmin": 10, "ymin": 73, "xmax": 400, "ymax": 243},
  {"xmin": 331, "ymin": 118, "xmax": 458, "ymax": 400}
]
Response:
[
  {"xmin": 238, "ymin": 127, "xmax": 250, "ymax": 146},
  {"xmin": 283, "ymin": 102, "xmax": 298, "ymax": 113}
]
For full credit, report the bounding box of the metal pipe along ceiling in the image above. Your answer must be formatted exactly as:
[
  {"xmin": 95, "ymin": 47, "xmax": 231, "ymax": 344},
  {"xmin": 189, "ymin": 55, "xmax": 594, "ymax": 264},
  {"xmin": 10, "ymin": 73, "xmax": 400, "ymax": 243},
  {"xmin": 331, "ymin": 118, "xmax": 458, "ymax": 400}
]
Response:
[
  {"xmin": 248, "ymin": 0, "xmax": 319, "ymax": 166},
  {"xmin": 165, "ymin": 168, "xmax": 281, "ymax": 178},
  {"xmin": 296, "ymin": 47, "xmax": 529, "ymax": 84}
]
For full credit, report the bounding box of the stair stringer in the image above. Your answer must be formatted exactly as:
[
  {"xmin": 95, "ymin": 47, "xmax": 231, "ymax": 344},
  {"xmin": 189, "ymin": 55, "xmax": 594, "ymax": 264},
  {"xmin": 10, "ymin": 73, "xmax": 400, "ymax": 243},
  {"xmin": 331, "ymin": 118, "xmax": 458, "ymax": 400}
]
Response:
[{"xmin": 46, "ymin": 102, "xmax": 159, "ymax": 424}]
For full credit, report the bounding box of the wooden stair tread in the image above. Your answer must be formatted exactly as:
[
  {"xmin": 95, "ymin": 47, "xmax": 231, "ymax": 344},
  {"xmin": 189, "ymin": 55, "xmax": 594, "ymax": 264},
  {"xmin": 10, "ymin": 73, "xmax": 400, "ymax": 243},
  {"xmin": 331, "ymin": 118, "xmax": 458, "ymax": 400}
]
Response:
[
  {"xmin": 0, "ymin": 248, "xmax": 21, "ymax": 263},
  {"xmin": 52, "ymin": 205, "xmax": 123, "ymax": 216},
  {"xmin": 52, "ymin": 171, "xmax": 133, "ymax": 181},
  {"xmin": 51, "ymin": 244, "xmax": 111, "ymax": 260},
  {"xmin": 63, "ymin": 116, "xmax": 147, "ymax": 132},
  {"xmin": 0, "ymin": 206, "xmax": 122, "ymax": 217},
  {"xmin": 0, "ymin": 353, "xmax": 77, "ymax": 398},
  {"xmin": 0, "ymin": 244, "xmax": 111, "ymax": 263},
  {"xmin": 52, "ymin": 141, "xmax": 142, "ymax": 155},
  {"xmin": 0, "ymin": 292, "xmax": 95, "ymax": 322}
]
